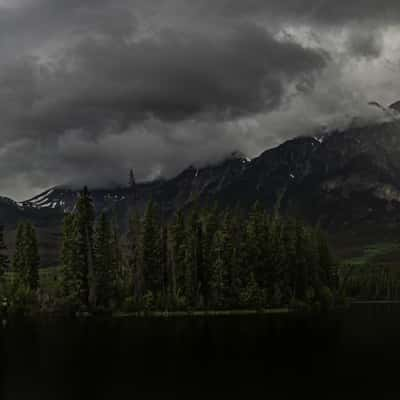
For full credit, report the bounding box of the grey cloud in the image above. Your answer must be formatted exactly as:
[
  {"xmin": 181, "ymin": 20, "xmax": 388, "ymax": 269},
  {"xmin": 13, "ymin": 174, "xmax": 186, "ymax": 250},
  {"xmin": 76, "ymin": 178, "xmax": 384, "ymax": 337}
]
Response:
[
  {"xmin": 0, "ymin": 118, "xmax": 247, "ymax": 199},
  {"xmin": 346, "ymin": 29, "xmax": 384, "ymax": 59},
  {"xmin": 0, "ymin": 0, "xmax": 399, "ymax": 200},
  {"xmin": 196, "ymin": 0, "xmax": 400, "ymax": 26},
  {"xmin": 0, "ymin": 23, "xmax": 327, "ymax": 141}
]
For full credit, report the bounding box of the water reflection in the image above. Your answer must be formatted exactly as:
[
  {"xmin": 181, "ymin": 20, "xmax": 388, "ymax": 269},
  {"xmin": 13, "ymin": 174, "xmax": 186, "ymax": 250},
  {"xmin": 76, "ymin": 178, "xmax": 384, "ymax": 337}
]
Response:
[{"xmin": 0, "ymin": 305, "xmax": 399, "ymax": 398}]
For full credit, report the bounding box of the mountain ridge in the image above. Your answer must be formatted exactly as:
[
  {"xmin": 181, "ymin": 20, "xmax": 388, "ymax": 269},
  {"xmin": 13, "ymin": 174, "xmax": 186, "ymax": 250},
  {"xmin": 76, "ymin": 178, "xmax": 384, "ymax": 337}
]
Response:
[
  {"xmin": 3, "ymin": 119, "xmax": 400, "ymax": 265},
  {"xmin": 5, "ymin": 120, "xmax": 400, "ymax": 228}
]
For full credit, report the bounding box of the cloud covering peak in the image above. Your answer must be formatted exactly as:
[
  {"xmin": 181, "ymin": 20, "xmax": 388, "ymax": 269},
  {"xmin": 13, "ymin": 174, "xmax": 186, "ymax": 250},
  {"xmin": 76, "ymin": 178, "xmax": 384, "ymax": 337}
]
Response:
[{"xmin": 0, "ymin": 0, "xmax": 400, "ymax": 200}]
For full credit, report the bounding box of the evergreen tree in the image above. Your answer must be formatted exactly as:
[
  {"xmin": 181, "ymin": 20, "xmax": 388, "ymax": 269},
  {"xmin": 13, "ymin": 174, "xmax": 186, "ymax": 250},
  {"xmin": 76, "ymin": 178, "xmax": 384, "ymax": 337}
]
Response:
[
  {"xmin": 282, "ymin": 218, "xmax": 297, "ymax": 300},
  {"xmin": 294, "ymin": 222, "xmax": 309, "ymax": 301},
  {"xmin": 200, "ymin": 205, "xmax": 219, "ymax": 306},
  {"xmin": 12, "ymin": 222, "xmax": 40, "ymax": 292},
  {"xmin": 316, "ymin": 229, "xmax": 335, "ymax": 287},
  {"xmin": 94, "ymin": 213, "xmax": 114, "ymax": 308},
  {"xmin": 141, "ymin": 200, "xmax": 162, "ymax": 296},
  {"xmin": 170, "ymin": 210, "xmax": 186, "ymax": 303},
  {"xmin": 60, "ymin": 213, "xmax": 80, "ymax": 306},
  {"xmin": 127, "ymin": 212, "xmax": 143, "ymax": 301},
  {"xmin": 219, "ymin": 209, "xmax": 248, "ymax": 308},
  {"xmin": 226, "ymin": 209, "xmax": 248, "ymax": 306},
  {"xmin": 160, "ymin": 225, "xmax": 168, "ymax": 298},
  {"xmin": 182, "ymin": 208, "xmax": 202, "ymax": 307},
  {"xmin": 267, "ymin": 216, "xmax": 286, "ymax": 305},
  {"xmin": 245, "ymin": 203, "xmax": 265, "ymax": 282},
  {"xmin": 129, "ymin": 169, "xmax": 136, "ymax": 188},
  {"xmin": 128, "ymin": 169, "xmax": 137, "ymax": 205},
  {"xmin": 219, "ymin": 211, "xmax": 238, "ymax": 307},
  {"xmin": 13, "ymin": 222, "xmax": 26, "ymax": 285},
  {"xmin": 0, "ymin": 225, "xmax": 9, "ymax": 279},
  {"xmin": 306, "ymin": 228, "xmax": 320, "ymax": 289},
  {"xmin": 74, "ymin": 186, "xmax": 95, "ymax": 307},
  {"xmin": 24, "ymin": 222, "xmax": 40, "ymax": 291},
  {"xmin": 0, "ymin": 225, "xmax": 9, "ymax": 297},
  {"xmin": 239, "ymin": 272, "xmax": 262, "ymax": 309},
  {"xmin": 110, "ymin": 217, "xmax": 122, "ymax": 303},
  {"xmin": 209, "ymin": 221, "xmax": 231, "ymax": 308}
]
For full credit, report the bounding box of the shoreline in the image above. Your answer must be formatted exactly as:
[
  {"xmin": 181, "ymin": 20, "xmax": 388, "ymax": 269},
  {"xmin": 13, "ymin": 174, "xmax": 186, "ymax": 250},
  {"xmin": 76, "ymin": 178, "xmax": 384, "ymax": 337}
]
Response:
[
  {"xmin": 113, "ymin": 308, "xmax": 291, "ymax": 318},
  {"xmin": 5, "ymin": 302, "xmax": 400, "ymax": 321},
  {"xmin": 0, "ymin": 308, "xmax": 291, "ymax": 323},
  {"xmin": 350, "ymin": 300, "xmax": 400, "ymax": 304},
  {"xmin": 10, "ymin": 301, "xmax": 400, "ymax": 320}
]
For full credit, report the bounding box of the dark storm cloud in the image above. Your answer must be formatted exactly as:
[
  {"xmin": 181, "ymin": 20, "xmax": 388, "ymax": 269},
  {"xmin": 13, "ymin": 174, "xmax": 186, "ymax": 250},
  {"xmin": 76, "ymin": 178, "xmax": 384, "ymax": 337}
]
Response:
[
  {"xmin": 346, "ymin": 29, "xmax": 384, "ymax": 59},
  {"xmin": 0, "ymin": 25, "xmax": 326, "ymax": 140},
  {"xmin": 198, "ymin": 0, "xmax": 400, "ymax": 25},
  {"xmin": 0, "ymin": 0, "xmax": 399, "ymax": 199}
]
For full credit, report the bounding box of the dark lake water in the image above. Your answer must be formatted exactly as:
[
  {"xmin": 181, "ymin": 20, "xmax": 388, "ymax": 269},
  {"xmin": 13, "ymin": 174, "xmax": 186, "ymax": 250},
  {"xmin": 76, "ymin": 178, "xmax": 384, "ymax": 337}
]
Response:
[{"xmin": 1, "ymin": 304, "xmax": 400, "ymax": 399}]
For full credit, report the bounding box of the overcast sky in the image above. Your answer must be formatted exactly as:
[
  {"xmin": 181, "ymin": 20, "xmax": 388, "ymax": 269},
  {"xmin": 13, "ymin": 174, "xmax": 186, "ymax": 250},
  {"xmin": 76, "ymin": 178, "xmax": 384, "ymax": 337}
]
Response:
[{"xmin": 1, "ymin": 0, "xmax": 400, "ymax": 200}]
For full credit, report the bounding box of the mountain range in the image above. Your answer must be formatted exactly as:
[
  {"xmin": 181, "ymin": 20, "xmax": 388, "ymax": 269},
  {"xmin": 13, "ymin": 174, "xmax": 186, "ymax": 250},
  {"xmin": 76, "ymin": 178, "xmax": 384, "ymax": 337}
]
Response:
[{"xmin": 3, "ymin": 114, "xmax": 400, "ymax": 266}]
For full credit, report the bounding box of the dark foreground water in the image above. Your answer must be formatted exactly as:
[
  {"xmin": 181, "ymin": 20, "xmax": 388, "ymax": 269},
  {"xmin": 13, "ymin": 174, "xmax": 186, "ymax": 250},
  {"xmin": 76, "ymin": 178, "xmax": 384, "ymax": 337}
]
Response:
[{"xmin": 1, "ymin": 304, "xmax": 400, "ymax": 399}]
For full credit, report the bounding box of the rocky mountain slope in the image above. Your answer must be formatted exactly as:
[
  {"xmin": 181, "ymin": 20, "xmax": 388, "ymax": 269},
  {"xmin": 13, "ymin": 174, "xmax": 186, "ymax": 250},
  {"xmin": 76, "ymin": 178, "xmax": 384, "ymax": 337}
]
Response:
[
  {"xmin": 3, "ymin": 119, "xmax": 400, "ymax": 264},
  {"xmin": 218, "ymin": 122, "xmax": 400, "ymax": 227},
  {"xmin": 20, "ymin": 152, "xmax": 251, "ymax": 225}
]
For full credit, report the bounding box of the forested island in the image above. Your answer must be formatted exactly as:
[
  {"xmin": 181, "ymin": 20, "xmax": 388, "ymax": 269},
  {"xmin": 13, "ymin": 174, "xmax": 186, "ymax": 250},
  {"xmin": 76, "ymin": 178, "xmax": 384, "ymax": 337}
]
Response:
[{"xmin": 0, "ymin": 187, "xmax": 398, "ymax": 317}]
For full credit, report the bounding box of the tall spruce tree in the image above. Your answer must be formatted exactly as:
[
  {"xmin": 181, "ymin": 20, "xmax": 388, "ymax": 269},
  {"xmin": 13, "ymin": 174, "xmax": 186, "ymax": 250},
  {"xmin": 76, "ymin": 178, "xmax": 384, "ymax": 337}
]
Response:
[
  {"xmin": 316, "ymin": 229, "xmax": 335, "ymax": 288},
  {"xmin": 224, "ymin": 210, "xmax": 243, "ymax": 306},
  {"xmin": 127, "ymin": 212, "xmax": 143, "ymax": 300},
  {"xmin": 0, "ymin": 225, "xmax": 9, "ymax": 279},
  {"xmin": 209, "ymin": 217, "xmax": 232, "ymax": 308},
  {"xmin": 306, "ymin": 228, "xmax": 320, "ymax": 291},
  {"xmin": 266, "ymin": 216, "xmax": 285, "ymax": 304},
  {"xmin": 94, "ymin": 213, "xmax": 114, "ymax": 308},
  {"xmin": 160, "ymin": 224, "xmax": 169, "ymax": 302},
  {"xmin": 110, "ymin": 216, "xmax": 123, "ymax": 304},
  {"xmin": 283, "ymin": 218, "xmax": 297, "ymax": 300},
  {"xmin": 294, "ymin": 222, "xmax": 309, "ymax": 300},
  {"xmin": 60, "ymin": 213, "xmax": 81, "ymax": 306},
  {"xmin": 141, "ymin": 200, "xmax": 162, "ymax": 296},
  {"xmin": 129, "ymin": 169, "xmax": 136, "ymax": 188},
  {"xmin": 12, "ymin": 222, "xmax": 40, "ymax": 292},
  {"xmin": 24, "ymin": 223, "xmax": 40, "ymax": 291},
  {"xmin": 182, "ymin": 208, "xmax": 202, "ymax": 307},
  {"xmin": 170, "ymin": 210, "xmax": 186, "ymax": 302},
  {"xmin": 13, "ymin": 222, "xmax": 26, "ymax": 285},
  {"xmin": 200, "ymin": 205, "xmax": 219, "ymax": 307},
  {"xmin": 245, "ymin": 203, "xmax": 265, "ymax": 280},
  {"xmin": 74, "ymin": 186, "xmax": 95, "ymax": 307}
]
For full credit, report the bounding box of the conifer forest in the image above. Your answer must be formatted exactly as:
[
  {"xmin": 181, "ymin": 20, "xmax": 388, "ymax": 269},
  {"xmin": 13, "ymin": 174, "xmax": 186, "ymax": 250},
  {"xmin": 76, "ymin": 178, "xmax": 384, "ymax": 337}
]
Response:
[{"xmin": 1, "ymin": 187, "xmax": 395, "ymax": 316}]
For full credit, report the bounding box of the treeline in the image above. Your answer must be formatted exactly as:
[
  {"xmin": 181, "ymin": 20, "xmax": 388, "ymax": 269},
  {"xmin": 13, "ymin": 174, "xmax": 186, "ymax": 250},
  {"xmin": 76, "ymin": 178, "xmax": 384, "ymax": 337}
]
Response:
[
  {"xmin": 0, "ymin": 221, "xmax": 40, "ymax": 311},
  {"xmin": 59, "ymin": 188, "xmax": 338, "ymax": 313},
  {"xmin": 0, "ymin": 187, "xmax": 341, "ymax": 315},
  {"xmin": 339, "ymin": 264, "xmax": 400, "ymax": 301}
]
